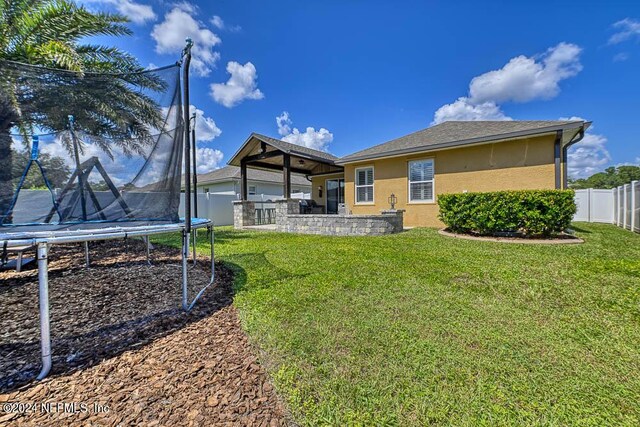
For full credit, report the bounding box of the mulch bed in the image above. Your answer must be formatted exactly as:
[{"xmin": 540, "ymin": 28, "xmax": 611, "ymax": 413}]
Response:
[
  {"xmin": 0, "ymin": 239, "xmax": 287, "ymax": 426},
  {"xmin": 438, "ymin": 228, "xmax": 584, "ymax": 244}
]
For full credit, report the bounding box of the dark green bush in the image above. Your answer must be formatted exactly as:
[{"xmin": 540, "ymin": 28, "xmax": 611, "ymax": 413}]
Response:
[{"xmin": 438, "ymin": 190, "xmax": 576, "ymax": 237}]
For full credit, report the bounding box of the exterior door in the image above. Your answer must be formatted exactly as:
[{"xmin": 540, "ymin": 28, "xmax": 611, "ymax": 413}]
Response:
[{"xmin": 326, "ymin": 179, "xmax": 345, "ymax": 214}]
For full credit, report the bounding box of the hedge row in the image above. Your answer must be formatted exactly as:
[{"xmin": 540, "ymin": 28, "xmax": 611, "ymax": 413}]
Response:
[{"xmin": 438, "ymin": 190, "xmax": 576, "ymax": 237}]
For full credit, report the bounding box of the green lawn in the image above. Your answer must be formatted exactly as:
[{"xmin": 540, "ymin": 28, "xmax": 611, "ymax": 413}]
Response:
[{"xmin": 156, "ymin": 223, "xmax": 640, "ymax": 426}]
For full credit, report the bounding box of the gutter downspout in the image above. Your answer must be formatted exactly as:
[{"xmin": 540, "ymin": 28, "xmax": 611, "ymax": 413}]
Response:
[
  {"xmin": 562, "ymin": 128, "xmax": 586, "ymax": 189},
  {"xmin": 554, "ymin": 130, "xmax": 563, "ymax": 189}
]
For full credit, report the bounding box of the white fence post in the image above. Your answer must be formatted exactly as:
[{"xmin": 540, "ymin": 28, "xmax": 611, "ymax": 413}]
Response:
[
  {"xmin": 618, "ymin": 186, "xmax": 623, "ymax": 227},
  {"xmin": 632, "ymin": 180, "xmax": 638, "ymax": 233},
  {"xmin": 612, "ymin": 188, "xmax": 617, "ymax": 225},
  {"xmin": 623, "ymin": 184, "xmax": 629, "ymax": 230}
]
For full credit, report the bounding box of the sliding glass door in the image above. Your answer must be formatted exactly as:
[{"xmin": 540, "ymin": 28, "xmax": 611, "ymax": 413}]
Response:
[{"xmin": 326, "ymin": 178, "xmax": 345, "ymax": 214}]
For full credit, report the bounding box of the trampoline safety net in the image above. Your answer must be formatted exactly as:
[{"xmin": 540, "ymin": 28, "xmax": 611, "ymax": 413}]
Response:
[{"xmin": 0, "ymin": 60, "xmax": 184, "ymax": 232}]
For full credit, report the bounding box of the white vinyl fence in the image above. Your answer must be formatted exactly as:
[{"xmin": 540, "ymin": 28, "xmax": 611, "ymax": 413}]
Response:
[
  {"xmin": 179, "ymin": 192, "xmax": 311, "ymax": 226},
  {"xmin": 613, "ymin": 181, "xmax": 639, "ymax": 233},
  {"xmin": 574, "ymin": 181, "xmax": 639, "ymax": 233}
]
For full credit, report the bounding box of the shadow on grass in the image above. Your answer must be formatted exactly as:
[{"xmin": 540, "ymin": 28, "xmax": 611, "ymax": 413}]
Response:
[
  {"xmin": 222, "ymin": 251, "xmax": 310, "ymax": 293},
  {"xmin": 192, "ymin": 228, "xmax": 257, "ymax": 245},
  {"xmin": 570, "ymin": 225, "xmax": 593, "ymax": 234},
  {"xmin": 0, "ymin": 241, "xmax": 245, "ymax": 394}
]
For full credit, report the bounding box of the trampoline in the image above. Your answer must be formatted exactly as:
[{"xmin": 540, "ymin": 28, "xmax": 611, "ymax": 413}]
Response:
[{"xmin": 0, "ymin": 40, "xmax": 212, "ymax": 380}]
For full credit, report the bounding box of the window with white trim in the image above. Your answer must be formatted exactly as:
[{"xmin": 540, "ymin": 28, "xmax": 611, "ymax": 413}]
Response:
[
  {"xmin": 408, "ymin": 159, "xmax": 434, "ymax": 202},
  {"xmin": 248, "ymin": 185, "xmax": 257, "ymax": 195},
  {"xmin": 355, "ymin": 167, "xmax": 374, "ymax": 203}
]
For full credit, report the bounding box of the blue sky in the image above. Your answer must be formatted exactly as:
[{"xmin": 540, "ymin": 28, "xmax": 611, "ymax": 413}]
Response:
[{"xmin": 81, "ymin": 0, "xmax": 640, "ymax": 178}]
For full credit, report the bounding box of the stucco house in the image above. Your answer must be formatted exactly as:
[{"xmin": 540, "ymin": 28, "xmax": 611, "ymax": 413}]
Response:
[
  {"xmin": 229, "ymin": 120, "xmax": 590, "ymax": 228},
  {"xmin": 195, "ymin": 165, "xmax": 311, "ymax": 198}
]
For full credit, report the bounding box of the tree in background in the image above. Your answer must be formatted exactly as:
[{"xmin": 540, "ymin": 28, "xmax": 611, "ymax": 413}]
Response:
[{"xmin": 569, "ymin": 165, "xmax": 640, "ymax": 189}]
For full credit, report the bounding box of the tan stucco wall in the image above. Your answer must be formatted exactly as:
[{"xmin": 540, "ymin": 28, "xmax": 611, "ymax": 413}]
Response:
[
  {"xmin": 342, "ymin": 134, "xmax": 557, "ymax": 228},
  {"xmin": 310, "ymin": 173, "xmax": 344, "ymax": 206}
]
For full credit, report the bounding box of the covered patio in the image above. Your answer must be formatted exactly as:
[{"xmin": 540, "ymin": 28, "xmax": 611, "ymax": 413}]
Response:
[
  {"xmin": 228, "ymin": 133, "xmax": 404, "ymax": 236},
  {"xmin": 228, "ymin": 133, "xmax": 343, "ymax": 200}
]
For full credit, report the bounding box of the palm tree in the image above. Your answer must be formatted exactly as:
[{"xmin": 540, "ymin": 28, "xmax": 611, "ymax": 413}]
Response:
[{"xmin": 0, "ymin": 0, "xmax": 174, "ymax": 220}]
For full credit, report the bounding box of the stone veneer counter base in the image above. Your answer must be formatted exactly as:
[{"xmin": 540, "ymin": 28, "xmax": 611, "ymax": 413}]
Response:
[{"xmin": 277, "ymin": 212, "xmax": 404, "ymax": 236}]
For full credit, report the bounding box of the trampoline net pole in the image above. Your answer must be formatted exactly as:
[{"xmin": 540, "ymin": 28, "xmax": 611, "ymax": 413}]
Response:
[
  {"xmin": 182, "ymin": 229, "xmax": 189, "ymax": 310},
  {"xmin": 182, "ymin": 38, "xmax": 193, "ymax": 234},
  {"xmin": 191, "ymin": 113, "xmax": 198, "ymax": 219},
  {"xmin": 145, "ymin": 235, "xmax": 151, "ymax": 265},
  {"xmin": 36, "ymin": 243, "xmax": 52, "ymax": 380},
  {"xmin": 210, "ymin": 226, "xmax": 215, "ymax": 285},
  {"xmin": 191, "ymin": 229, "xmax": 197, "ymax": 265}
]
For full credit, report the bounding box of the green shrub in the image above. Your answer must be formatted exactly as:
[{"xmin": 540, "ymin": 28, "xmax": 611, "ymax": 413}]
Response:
[{"xmin": 438, "ymin": 190, "xmax": 576, "ymax": 237}]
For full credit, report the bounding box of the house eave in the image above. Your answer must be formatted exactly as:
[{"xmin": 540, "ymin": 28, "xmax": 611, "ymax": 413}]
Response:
[{"xmin": 335, "ymin": 121, "xmax": 590, "ymax": 165}]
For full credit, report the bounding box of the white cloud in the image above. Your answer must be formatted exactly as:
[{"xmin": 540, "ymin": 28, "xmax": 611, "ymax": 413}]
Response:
[
  {"xmin": 567, "ymin": 132, "xmax": 611, "ymax": 178},
  {"xmin": 432, "ymin": 98, "xmax": 512, "ymax": 124},
  {"xmin": 276, "ymin": 111, "xmax": 334, "ymax": 152},
  {"xmin": 608, "ymin": 18, "xmax": 640, "ymax": 45},
  {"xmin": 151, "ymin": 6, "xmax": 221, "ymax": 76},
  {"xmin": 173, "ymin": 1, "xmax": 198, "ymax": 14},
  {"xmin": 432, "ymin": 43, "xmax": 583, "ymax": 124},
  {"xmin": 189, "ymin": 105, "xmax": 221, "ymax": 142},
  {"xmin": 195, "ymin": 147, "xmax": 224, "ymax": 173},
  {"xmin": 210, "ymin": 15, "xmax": 241, "ymax": 32},
  {"xmin": 468, "ymin": 43, "xmax": 582, "ymax": 104},
  {"xmin": 613, "ymin": 52, "xmax": 630, "ymax": 62},
  {"xmin": 211, "ymin": 16, "xmax": 225, "ymax": 29},
  {"xmin": 210, "ymin": 61, "xmax": 264, "ymax": 108},
  {"xmin": 82, "ymin": 0, "xmax": 156, "ymax": 24},
  {"xmin": 276, "ymin": 111, "xmax": 292, "ymax": 136},
  {"xmin": 560, "ymin": 116, "xmax": 612, "ymax": 179}
]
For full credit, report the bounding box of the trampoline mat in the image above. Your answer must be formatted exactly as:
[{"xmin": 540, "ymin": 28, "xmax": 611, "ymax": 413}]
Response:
[{"xmin": 0, "ymin": 218, "xmax": 211, "ymax": 242}]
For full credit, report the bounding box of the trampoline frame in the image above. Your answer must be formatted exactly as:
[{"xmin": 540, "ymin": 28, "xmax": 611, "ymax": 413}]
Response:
[
  {"xmin": 1, "ymin": 39, "xmax": 210, "ymax": 382},
  {"xmin": 1, "ymin": 218, "xmax": 214, "ymax": 380}
]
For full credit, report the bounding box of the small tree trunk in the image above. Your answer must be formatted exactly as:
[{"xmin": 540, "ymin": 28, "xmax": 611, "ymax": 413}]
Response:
[{"xmin": 0, "ymin": 95, "xmax": 17, "ymax": 224}]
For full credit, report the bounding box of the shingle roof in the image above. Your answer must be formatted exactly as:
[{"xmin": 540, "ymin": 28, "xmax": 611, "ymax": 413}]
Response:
[
  {"xmin": 197, "ymin": 165, "xmax": 311, "ymax": 187},
  {"xmin": 337, "ymin": 120, "xmax": 588, "ymax": 164}
]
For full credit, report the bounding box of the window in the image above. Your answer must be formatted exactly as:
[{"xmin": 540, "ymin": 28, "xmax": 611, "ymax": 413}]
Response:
[
  {"xmin": 355, "ymin": 167, "xmax": 374, "ymax": 203},
  {"xmin": 248, "ymin": 185, "xmax": 257, "ymax": 195},
  {"xmin": 203, "ymin": 187, "xmax": 209, "ymax": 194},
  {"xmin": 408, "ymin": 159, "xmax": 434, "ymax": 202}
]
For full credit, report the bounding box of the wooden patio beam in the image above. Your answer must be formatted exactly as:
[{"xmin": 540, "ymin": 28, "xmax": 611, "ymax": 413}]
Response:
[
  {"xmin": 248, "ymin": 161, "xmax": 309, "ymax": 176},
  {"xmin": 243, "ymin": 149, "xmax": 284, "ymax": 163}
]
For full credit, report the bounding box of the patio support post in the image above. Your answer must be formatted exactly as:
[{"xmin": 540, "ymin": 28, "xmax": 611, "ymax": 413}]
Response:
[
  {"xmin": 240, "ymin": 160, "xmax": 248, "ymax": 200},
  {"xmin": 554, "ymin": 130, "xmax": 562, "ymax": 190},
  {"xmin": 283, "ymin": 153, "xmax": 291, "ymax": 199},
  {"xmin": 562, "ymin": 145, "xmax": 568, "ymax": 189}
]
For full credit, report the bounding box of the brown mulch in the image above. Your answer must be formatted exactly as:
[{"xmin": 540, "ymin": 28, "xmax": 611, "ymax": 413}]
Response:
[
  {"xmin": 0, "ymin": 239, "xmax": 287, "ymax": 426},
  {"xmin": 438, "ymin": 228, "xmax": 584, "ymax": 244}
]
